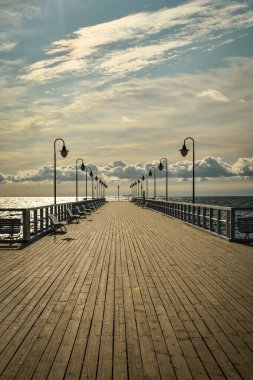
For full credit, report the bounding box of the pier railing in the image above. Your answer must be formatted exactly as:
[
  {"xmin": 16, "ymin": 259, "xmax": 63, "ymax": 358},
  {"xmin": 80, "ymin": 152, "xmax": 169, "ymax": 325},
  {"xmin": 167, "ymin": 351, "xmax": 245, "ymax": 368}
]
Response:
[
  {"xmin": 134, "ymin": 198, "xmax": 253, "ymax": 241},
  {"xmin": 0, "ymin": 198, "xmax": 105, "ymax": 244}
]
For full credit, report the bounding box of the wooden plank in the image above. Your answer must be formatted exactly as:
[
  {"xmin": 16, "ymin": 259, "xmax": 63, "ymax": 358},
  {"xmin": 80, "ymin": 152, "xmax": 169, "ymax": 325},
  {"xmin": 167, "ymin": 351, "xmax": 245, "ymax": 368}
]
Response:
[{"xmin": 0, "ymin": 202, "xmax": 253, "ymax": 380}]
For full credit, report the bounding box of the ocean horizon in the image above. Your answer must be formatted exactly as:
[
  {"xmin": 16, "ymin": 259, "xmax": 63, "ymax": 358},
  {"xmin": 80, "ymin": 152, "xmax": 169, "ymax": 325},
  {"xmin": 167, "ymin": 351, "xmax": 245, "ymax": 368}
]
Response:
[{"xmin": 0, "ymin": 195, "xmax": 253, "ymax": 209}]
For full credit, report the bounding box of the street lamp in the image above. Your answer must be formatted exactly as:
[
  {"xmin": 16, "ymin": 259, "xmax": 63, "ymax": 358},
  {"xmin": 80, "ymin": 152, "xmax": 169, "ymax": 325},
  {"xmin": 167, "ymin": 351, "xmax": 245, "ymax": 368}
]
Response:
[
  {"xmin": 89, "ymin": 170, "xmax": 94, "ymax": 199},
  {"xmin": 76, "ymin": 158, "xmax": 85, "ymax": 201},
  {"xmin": 158, "ymin": 158, "xmax": 168, "ymax": 201},
  {"xmin": 137, "ymin": 178, "xmax": 141, "ymax": 198},
  {"xmin": 134, "ymin": 181, "xmax": 137, "ymax": 197},
  {"xmin": 99, "ymin": 179, "xmax": 102, "ymax": 198},
  {"xmin": 103, "ymin": 183, "xmax": 108, "ymax": 197},
  {"xmin": 179, "ymin": 137, "xmax": 195, "ymax": 203},
  {"xmin": 84, "ymin": 166, "xmax": 92, "ymax": 199},
  {"xmin": 99, "ymin": 177, "xmax": 105, "ymax": 198},
  {"xmin": 130, "ymin": 182, "xmax": 136, "ymax": 197},
  {"xmin": 142, "ymin": 173, "xmax": 148, "ymax": 199},
  {"xmin": 148, "ymin": 166, "xmax": 157, "ymax": 199},
  {"xmin": 94, "ymin": 174, "xmax": 98, "ymax": 198},
  {"xmin": 54, "ymin": 138, "xmax": 69, "ymax": 205}
]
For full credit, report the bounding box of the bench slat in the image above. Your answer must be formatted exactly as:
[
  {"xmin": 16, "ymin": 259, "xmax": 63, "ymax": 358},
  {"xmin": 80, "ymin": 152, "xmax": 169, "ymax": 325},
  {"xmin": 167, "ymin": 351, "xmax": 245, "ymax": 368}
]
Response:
[
  {"xmin": 237, "ymin": 217, "xmax": 253, "ymax": 239},
  {"xmin": 0, "ymin": 218, "xmax": 21, "ymax": 241}
]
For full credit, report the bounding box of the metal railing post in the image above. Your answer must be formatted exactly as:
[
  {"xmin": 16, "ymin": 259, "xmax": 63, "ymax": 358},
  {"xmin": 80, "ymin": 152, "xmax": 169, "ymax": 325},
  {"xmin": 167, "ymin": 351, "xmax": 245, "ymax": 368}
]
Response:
[
  {"xmin": 230, "ymin": 208, "xmax": 235, "ymax": 241},
  {"xmin": 22, "ymin": 209, "xmax": 31, "ymax": 242}
]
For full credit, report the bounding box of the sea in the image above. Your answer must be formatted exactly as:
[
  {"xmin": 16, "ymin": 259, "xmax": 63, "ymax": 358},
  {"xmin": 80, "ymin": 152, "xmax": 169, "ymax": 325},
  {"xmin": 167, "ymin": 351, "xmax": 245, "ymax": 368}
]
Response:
[
  {"xmin": 0, "ymin": 196, "xmax": 252, "ymax": 240},
  {"xmin": 0, "ymin": 196, "xmax": 253, "ymax": 209}
]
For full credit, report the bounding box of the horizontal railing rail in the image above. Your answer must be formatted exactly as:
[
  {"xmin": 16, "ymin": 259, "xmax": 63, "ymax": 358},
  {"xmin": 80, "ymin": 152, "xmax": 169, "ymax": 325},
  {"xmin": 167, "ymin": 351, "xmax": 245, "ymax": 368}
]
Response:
[
  {"xmin": 133, "ymin": 198, "xmax": 253, "ymax": 241},
  {"xmin": 0, "ymin": 198, "xmax": 105, "ymax": 244}
]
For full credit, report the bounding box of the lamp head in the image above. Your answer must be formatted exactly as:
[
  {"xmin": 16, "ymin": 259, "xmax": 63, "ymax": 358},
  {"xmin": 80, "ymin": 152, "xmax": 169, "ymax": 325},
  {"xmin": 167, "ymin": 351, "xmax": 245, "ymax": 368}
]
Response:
[
  {"xmin": 148, "ymin": 169, "xmax": 153, "ymax": 177},
  {"xmin": 142, "ymin": 175, "xmax": 145, "ymax": 181},
  {"xmin": 158, "ymin": 162, "xmax": 163, "ymax": 171},
  {"xmin": 60, "ymin": 144, "xmax": 69, "ymax": 158},
  {"xmin": 80, "ymin": 162, "xmax": 85, "ymax": 171},
  {"xmin": 180, "ymin": 143, "xmax": 189, "ymax": 157},
  {"xmin": 89, "ymin": 170, "xmax": 93, "ymax": 177},
  {"xmin": 138, "ymin": 179, "xmax": 140, "ymax": 183},
  {"xmin": 95, "ymin": 175, "xmax": 98, "ymax": 181}
]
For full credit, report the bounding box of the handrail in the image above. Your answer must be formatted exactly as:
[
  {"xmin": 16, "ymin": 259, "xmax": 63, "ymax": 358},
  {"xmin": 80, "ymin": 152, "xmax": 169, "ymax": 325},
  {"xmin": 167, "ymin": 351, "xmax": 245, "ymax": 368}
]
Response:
[
  {"xmin": 0, "ymin": 198, "xmax": 105, "ymax": 244},
  {"xmin": 133, "ymin": 198, "xmax": 253, "ymax": 241}
]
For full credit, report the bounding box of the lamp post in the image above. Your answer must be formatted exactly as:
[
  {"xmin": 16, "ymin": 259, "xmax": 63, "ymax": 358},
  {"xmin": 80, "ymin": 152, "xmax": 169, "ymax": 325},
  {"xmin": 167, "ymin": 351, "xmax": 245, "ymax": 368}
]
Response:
[
  {"xmin": 99, "ymin": 177, "xmax": 105, "ymax": 198},
  {"xmin": 158, "ymin": 158, "xmax": 168, "ymax": 201},
  {"xmin": 76, "ymin": 158, "xmax": 85, "ymax": 201},
  {"xmin": 137, "ymin": 178, "xmax": 141, "ymax": 198},
  {"xmin": 103, "ymin": 183, "xmax": 108, "ymax": 197},
  {"xmin": 142, "ymin": 173, "xmax": 148, "ymax": 199},
  {"xmin": 89, "ymin": 170, "xmax": 94, "ymax": 199},
  {"xmin": 130, "ymin": 182, "xmax": 134, "ymax": 197},
  {"xmin": 130, "ymin": 182, "xmax": 135, "ymax": 197},
  {"xmin": 179, "ymin": 137, "xmax": 195, "ymax": 204},
  {"xmin": 94, "ymin": 174, "xmax": 99, "ymax": 198},
  {"xmin": 118, "ymin": 185, "xmax": 120, "ymax": 201},
  {"xmin": 54, "ymin": 138, "xmax": 69, "ymax": 205},
  {"xmin": 148, "ymin": 166, "xmax": 157, "ymax": 199},
  {"xmin": 85, "ymin": 166, "xmax": 92, "ymax": 199},
  {"xmin": 132, "ymin": 183, "xmax": 134, "ymax": 197},
  {"xmin": 99, "ymin": 179, "xmax": 102, "ymax": 198}
]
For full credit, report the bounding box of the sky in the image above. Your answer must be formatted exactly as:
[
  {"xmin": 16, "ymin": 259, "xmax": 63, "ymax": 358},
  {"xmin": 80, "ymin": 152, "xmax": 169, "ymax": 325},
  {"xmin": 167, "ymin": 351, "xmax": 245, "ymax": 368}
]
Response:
[{"xmin": 0, "ymin": 0, "xmax": 253, "ymax": 197}]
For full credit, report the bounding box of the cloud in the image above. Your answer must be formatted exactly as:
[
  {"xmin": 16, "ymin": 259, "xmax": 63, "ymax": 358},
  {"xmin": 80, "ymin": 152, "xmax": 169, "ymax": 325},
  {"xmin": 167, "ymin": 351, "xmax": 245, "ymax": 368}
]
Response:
[
  {"xmin": 19, "ymin": 0, "xmax": 253, "ymax": 82},
  {"xmin": 195, "ymin": 156, "xmax": 232, "ymax": 177},
  {"xmin": 0, "ymin": 2, "xmax": 40, "ymax": 25},
  {"xmin": 0, "ymin": 173, "xmax": 6, "ymax": 184},
  {"xmin": 1, "ymin": 56, "xmax": 252, "ymax": 172},
  {"xmin": 1, "ymin": 156, "xmax": 252, "ymax": 185},
  {"xmin": 121, "ymin": 116, "xmax": 137, "ymax": 124},
  {"xmin": 232, "ymin": 157, "xmax": 253, "ymax": 177},
  {"xmin": 0, "ymin": 41, "xmax": 17, "ymax": 52},
  {"xmin": 196, "ymin": 89, "xmax": 229, "ymax": 102}
]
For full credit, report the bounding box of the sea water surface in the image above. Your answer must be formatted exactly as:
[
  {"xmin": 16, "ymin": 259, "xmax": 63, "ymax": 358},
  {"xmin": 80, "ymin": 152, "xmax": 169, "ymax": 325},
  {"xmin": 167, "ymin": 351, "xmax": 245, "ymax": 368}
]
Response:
[
  {"xmin": 0, "ymin": 196, "xmax": 253, "ymax": 209},
  {"xmin": 0, "ymin": 196, "xmax": 252, "ymax": 240}
]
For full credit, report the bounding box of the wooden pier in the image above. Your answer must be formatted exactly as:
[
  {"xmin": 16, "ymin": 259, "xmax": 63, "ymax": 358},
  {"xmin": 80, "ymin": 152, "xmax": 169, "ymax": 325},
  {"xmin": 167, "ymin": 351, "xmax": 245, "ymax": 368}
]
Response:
[{"xmin": 0, "ymin": 202, "xmax": 253, "ymax": 380}]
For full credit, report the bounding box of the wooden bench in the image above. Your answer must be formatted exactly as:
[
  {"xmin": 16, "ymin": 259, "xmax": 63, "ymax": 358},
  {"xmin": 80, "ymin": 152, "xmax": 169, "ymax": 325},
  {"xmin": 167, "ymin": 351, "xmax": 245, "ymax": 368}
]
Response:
[
  {"xmin": 48, "ymin": 214, "xmax": 68, "ymax": 232},
  {"xmin": 0, "ymin": 218, "xmax": 21, "ymax": 244},
  {"xmin": 66, "ymin": 208, "xmax": 80, "ymax": 223},
  {"xmin": 74, "ymin": 206, "xmax": 87, "ymax": 219},
  {"xmin": 237, "ymin": 217, "xmax": 253, "ymax": 240}
]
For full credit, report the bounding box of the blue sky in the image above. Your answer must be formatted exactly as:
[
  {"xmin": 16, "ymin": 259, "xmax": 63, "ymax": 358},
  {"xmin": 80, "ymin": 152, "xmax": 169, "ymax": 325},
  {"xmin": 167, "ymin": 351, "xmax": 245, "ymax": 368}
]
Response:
[{"xmin": 0, "ymin": 0, "xmax": 253, "ymax": 196}]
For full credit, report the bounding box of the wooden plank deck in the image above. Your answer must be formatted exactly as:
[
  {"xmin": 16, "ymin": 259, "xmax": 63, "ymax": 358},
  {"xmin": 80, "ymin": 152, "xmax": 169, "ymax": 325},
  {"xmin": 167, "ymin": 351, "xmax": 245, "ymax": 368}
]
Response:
[{"xmin": 0, "ymin": 202, "xmax": 253, "ymax": 380}]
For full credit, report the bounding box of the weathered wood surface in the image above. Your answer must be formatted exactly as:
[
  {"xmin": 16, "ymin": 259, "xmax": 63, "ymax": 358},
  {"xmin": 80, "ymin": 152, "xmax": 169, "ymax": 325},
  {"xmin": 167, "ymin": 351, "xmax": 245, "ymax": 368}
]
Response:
[{"xmin": 0, "ymin": 202, "xmax": 253, "ymax": 380}]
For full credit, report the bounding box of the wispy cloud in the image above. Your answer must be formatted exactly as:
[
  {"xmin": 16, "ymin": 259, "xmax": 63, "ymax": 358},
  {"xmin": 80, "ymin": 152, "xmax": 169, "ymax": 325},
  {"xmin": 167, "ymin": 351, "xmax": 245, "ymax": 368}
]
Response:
[
  {"xmin": 1, "ymin": 56, "xmax": 252, "ymax": 172},
  {"xmin": 0, "ymin": 1, "xmax": 40, "ymax": 62},
  {"xmin": 196, "ymin": 89, "xmax": 229, "ymax": 102},
  {"xmin": 0, "ymin": 1, "xmax": 40, "ymax": 25},
  {"xmin": 0, "ymin": 41, "xmax": 17, "ymax": 52},
  {"xmin": 19, "ymin": 0, "xmax": 253, "ymax": 83}
]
